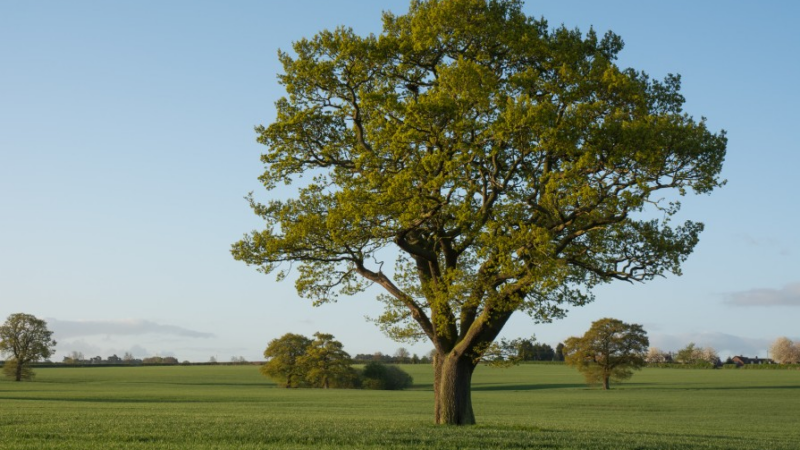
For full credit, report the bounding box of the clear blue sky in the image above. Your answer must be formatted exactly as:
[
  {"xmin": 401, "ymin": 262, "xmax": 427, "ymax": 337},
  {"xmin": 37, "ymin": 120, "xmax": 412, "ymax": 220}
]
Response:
[{"xmin": 2, "ymin": 1, "xmax": 798, "ymax": 362}]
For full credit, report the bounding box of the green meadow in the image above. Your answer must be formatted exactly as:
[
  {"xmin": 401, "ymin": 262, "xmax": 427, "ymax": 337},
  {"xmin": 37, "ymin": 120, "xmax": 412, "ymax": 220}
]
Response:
[{"xmin": 1, "ymin": 364, "xmax": 798, "ymax": 449}]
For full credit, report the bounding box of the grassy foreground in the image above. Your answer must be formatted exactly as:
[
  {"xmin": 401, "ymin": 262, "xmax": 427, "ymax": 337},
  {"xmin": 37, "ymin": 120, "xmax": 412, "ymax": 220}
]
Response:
[{"xmin": 1, "ymin": 364, "xmax": 799, "ymax": 449}]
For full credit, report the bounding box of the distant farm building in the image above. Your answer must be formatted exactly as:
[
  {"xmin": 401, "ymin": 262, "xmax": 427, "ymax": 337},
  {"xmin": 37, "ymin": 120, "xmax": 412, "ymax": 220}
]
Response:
[{"xmin": 731, "ymin": 356, "xmax": 775, "ymax": 367}]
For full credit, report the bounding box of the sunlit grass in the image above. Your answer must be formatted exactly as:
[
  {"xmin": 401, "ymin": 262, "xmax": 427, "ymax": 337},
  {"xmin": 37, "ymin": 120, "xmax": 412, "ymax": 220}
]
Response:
[{"xmin": 1, "ymin": 364, "xmax": 798, "ymax": 449}]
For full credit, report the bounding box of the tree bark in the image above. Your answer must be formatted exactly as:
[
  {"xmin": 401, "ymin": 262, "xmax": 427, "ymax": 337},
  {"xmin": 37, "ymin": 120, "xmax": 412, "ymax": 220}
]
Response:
[
  {"xmin": 15, "ymin": 361, "xmax": 23, "ymax": 382},
  {"xmin": 433, "ymin": 352, "xmax": 477, "ymax": 425},
  {"xmin": 603, "ymin": 375, "xmax": 610, "ymax": 390}
]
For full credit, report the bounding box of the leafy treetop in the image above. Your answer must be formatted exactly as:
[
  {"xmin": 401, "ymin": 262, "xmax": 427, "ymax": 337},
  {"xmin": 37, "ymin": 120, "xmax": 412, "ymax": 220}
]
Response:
[{"xmin": 233, "ymin": 0, "xmax": 725, "ymax": 385}]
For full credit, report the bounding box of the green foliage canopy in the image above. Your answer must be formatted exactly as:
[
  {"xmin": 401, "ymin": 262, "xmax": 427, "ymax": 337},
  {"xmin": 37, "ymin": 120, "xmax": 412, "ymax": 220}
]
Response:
[{"xmin": 233, "ymin": 0, "xmax": 725, "ymax": 355}]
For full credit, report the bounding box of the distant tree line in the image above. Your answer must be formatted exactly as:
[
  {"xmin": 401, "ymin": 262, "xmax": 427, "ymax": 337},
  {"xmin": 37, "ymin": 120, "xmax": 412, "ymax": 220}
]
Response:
[
  {"xmin": 353, "ymin": 349, "xmax": 431, "ymax": 365},
  {"xmin": 61, "ymin": 351, "xmax": 183, "ymax": 366},
  {"xmin": 645, "ymin": 343, "xmax": 721, "ymax": 367},
  {"xmin": 359, "ymin": 337, "xmax": 800, "ymax": 370},
  {"xmin": 142, "ymin": 356, "xmax": 179, "ymax": 365},
  {"xmin": 479, "ymin": 337, "xmax": 567, "ymax": 367},
  {"xmin": 646, "ymin": 337, "xmax": 800, "ymax": 368},
  {"xmin": 353, "ymin": 338, "xmax": 568, "ymax": 367}
]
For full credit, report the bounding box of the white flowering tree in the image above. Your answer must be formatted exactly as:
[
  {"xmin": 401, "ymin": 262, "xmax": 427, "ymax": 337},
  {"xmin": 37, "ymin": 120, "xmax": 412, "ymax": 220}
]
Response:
[
  {"xmin": 769, "ymin": 337, "xmax": 800, "ymax": 364},
  {"xmin": 645, "ymin": 347, "xmax": 668, "ymax": 364}
]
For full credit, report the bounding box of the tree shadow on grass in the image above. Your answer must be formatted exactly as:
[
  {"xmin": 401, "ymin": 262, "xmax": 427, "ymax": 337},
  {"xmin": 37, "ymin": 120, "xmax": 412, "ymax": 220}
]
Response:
[
  {"xmin": 0, "ymin": 396, "xmax": 261, "ymax": 404},
  {"xmin": 471, "ymin": 383, "xmax": 588, "ymax": 391},
  {"xmin": 411, "ymin": 382, "xmax": 625, "ymax": 391},
  {"xmin": 467, "ymin": 382, "xmax": 800, "ymax": 392},
  {"xmin": 672, "ymin": 385, "xmax": 800, "ymax": 391},
  {"xmin": 146, "ymin": 382, "xmax": 267, "ymax": 387}
]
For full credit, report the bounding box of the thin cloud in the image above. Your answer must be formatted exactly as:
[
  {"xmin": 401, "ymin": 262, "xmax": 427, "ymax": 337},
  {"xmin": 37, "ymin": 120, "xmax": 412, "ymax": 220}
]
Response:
[
  {"xmin": 734, "ymin": 234, "xmax": 791, "ymax": 256},
  {"xmin": 723, "ymin": 283, "xmax": 800, "ymax": 307},
  {"xmin": 49, "ymin": 319, "xmax": 215, "ymax": 339},
  {"xmin": 57, "ymin": 342, "xmax": 151, "ymax": 359},
  {"xmin": 735, "ymin": 234, "xmax": 777, "ymax": 247}
]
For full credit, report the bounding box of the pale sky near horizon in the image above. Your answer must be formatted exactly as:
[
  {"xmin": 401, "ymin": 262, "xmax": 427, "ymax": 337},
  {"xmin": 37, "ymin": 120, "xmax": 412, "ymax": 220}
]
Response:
[{"xmin": 2, "ymin": 1, "xmax": 798, "ymax": 363}]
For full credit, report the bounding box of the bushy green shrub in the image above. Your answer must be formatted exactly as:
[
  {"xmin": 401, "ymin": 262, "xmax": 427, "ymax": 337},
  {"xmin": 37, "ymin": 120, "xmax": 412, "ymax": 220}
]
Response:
[{"xmin": 360, "ymin": 362, "xmax": 413, "ymax": 390}]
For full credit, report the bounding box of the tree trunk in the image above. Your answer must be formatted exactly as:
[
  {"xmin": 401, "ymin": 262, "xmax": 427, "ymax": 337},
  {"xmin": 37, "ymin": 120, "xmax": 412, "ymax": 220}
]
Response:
[
  {"xmin": 433, "ymin": 352, "xmax": 477, "ymax": 425},
  {"xmin": 603, "ymin": 375, "xmax": 610, "ymax": 390},
  {"xmin": 15, "ymin": 361, "xmax": 23, "ymax": 382}
]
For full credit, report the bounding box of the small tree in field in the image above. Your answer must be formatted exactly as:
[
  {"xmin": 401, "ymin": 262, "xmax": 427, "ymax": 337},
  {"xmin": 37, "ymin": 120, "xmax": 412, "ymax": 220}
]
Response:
[
  {"xmin": 0, "ymin": 313, "xmax": 57, "ymax": 381},
  {"xmin": 260, "ymin": 332, "xmax": 357, "ymax": 388},
  {"xmin": 769, "ymin": 337, "xmax": 800, "ymax": 364},
  {"xmin": 261, "ymin": 333, "xmax": 313, "ymax": 388},
  {"xmin": 564, "ymin": 318, "xmax": 648, "ymax": 390},
  {"xmin": 300, "ymin": 332, "xmax": 359, "ymax": 388},
  {"xmin": 232, "ymin": 0, "xmax": 726, "ymax": 424}
]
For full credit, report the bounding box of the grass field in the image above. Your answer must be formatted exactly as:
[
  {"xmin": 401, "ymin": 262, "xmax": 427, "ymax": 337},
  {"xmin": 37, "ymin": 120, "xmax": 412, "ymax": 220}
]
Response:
[{"xmin": 1, "ymin": 364, "xmax": 799, "ymax": 449}]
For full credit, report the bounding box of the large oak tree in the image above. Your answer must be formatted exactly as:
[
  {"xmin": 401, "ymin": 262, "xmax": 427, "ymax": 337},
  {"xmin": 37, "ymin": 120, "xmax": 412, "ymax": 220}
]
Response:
[{"xmin": 232, "ymin": 0, "xmax": 726, "ymax": 424}]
